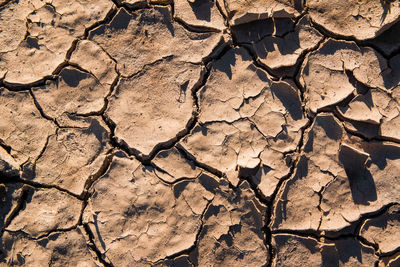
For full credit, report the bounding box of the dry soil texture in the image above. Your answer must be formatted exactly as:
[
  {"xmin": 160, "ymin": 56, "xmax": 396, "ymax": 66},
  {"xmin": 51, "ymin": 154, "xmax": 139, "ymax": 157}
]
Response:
[{"xmin": 1, "ymin": 0, "xmax": 400, "ymax": 266}]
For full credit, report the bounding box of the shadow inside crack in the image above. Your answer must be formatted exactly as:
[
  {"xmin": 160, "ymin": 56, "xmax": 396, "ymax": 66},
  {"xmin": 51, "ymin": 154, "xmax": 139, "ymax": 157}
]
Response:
[
  {"xmin": 339, "ymin": 144, "xmax": 377, "ymax": 205},
  {"xmin": 93, "ymin": 213, "xmax": 107, "ymax": 251},
  {"xmin": 0, "ymin": 184, "xmax": 19, "ymax": 231},
  {"xmin": 188, "ymin": 0, "xmax": 212, "ymax": 22},
  {"xmin": 109, "ymin": 8, "xmax": 131, "ymax": 30},
  {"xmin": 362, "ymin": 142, "xmax": 400, "ymax": 171},
  {"xmin": 231, "ymin": 18, "xmax": 274, "ymax": 43},
  {"xmin": 380, "ymin": 0, "xmax": 392, "ymax": 25},
  {"xmin": 321, "ymin": 238, "xmax": 365, "ymax": 266},
  {"xmin": 59, "ymin": 68, "xmax": 90, "ymax": 88},
  {"xmin": 270, "ymin": 82, "xmax": 303, "ymax": 121},
  {"xmin": 213, "ymin": 49, "xmax": 237, "ymax": 80}
]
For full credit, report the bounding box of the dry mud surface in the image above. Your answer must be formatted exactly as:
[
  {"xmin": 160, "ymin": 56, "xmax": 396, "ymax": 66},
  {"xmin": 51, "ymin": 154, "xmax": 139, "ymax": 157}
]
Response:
[{"xmin": 1, "ymin": 0, "xmax": 400, "ymax": 266}]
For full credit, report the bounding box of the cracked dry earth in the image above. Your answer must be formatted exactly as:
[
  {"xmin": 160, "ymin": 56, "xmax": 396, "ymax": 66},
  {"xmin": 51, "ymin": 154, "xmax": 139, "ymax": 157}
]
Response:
[{"xmin": 3, "ymin": 1, "xmax": 400, "ymax": 267}]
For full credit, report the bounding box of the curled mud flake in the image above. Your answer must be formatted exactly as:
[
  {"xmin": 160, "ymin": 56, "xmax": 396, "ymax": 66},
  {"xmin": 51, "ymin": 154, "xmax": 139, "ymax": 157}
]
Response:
[
  {"xmin": 365, "ymin": 19, "xmax": 400, "ymax": 57},
  {"xmin": 180, "ymin": 120, "xmax": 266, "ymax": 186},
  {"xmin": 300, "ymin": 40, "xmax": 362, "ymax": 113},
  {"xmin": 83, "ymin": 153, "xmax": 215, "ymax": 265},
  {"xmin": 0, "ymin": 0, "xmax": 113, "ymax": 85},
  {"xmin": 198, "ymin": 49, "xmax": 306, "ymax": 191},
  {"xmin": 337, "ymin": 91, "xmax": 383, "ymax": 125},
  {"xmin": 1, "ymin": 227, "xmax": 99, "ymax": 266},
  {"xmin": 34, "ymin": 117, "xmax": 111, "ymax": 195},
  {"xmin": 106, "ymin": 59, "xmax": 200, "ymax": 156},
  {"xmin": 307, "ymin": 0, "xmax": 400, "ymax": 40},
  {"xmin": 3, "ymin": 0, "xmax": 400, "ymax": 264},
  {"xmin": 117, "ymin": 0, "xmax": 147, "ymax": 7},
  {"xmin": 251, "ymin": 16, "xmax": 323, "ymax": 72},
  {"xmin": 174, "ymin": 0, "xmax": 226, "ymax": 30},
  {"xmin": 88, "ymin": 7, "xmax": 224, "ymax": 77},
  {"xmin": 6, "ymin": 188, "xmax": 81, "ymax": 238},
  {"xmin": 153, "ymin": 147, "xmax": 202, "ymax": 183},
  {"xmin": 302, "ymin": 38, "xmax": 400, "ymax": 113},
  {"xmin": 191, "ymin": 181, "xmax": 268, "ymax": 266},
  {"xmin": 360, "ymin": 205, "xmax": 400, "ymax": 254},
  {"xmin": 340, "ymin": 88, "xmax": 400, "ymax": 142},
  {"xmin": 272, "ymin": 115, "xmax": 351, "ymax": 231},
  {"xmin": 198, "ymin": 47, "xmax": 272, "ymax": 123},
  {"xmin": 154, "ymin": 256, "xmax": 193, "ymax": 267},
  {"xmin": 379, "ymin": 251, "xmax": 400, "ymax": 267},
  {"xmin": 32, "ymin": 67, "xmax": 110, "ymax": 123},
  {"xmin": 274, "ymin": 113, "xmax": 400, "ymax": 233},
  {"xmin": 0, "ymin": 88, "xmax": 56, "ymax": 166},
  {"xmin": 224, "ymin": 0, "xmax": 301, "ymax": 25},
  {"xmin": 0, "ymin": 146, "xmax": 20, "ymax": 178},
  {"xmin": 0, "ymin": 183, "xmax": 24, "ymax": 231},
  {"xmin": 231, "ymin": 18, "xmax": 275, "ymax": 44},
  {"xmin": 69, "ymin": 40, "xmax": 118, "ymax": 88},
  {"xmin": 272, "ymin": 234, "xmax": 377, "ymax": 267}
]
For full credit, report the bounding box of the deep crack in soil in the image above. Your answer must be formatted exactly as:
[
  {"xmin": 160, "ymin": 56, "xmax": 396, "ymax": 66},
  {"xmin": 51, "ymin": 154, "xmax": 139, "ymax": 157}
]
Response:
[{"xmin": 1, "ymin": 0, "xmax": 400, "ymax": 266}]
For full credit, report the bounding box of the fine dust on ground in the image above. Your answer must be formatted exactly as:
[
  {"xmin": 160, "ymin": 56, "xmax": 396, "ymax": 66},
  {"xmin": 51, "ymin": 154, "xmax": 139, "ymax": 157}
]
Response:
[{"xmin": 1, "ymin": 0, "xmax": 400, "ymax": 266}]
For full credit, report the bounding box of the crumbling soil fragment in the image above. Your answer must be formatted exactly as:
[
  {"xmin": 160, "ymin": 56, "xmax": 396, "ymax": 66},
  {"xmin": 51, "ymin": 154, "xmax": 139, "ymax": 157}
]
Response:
[
  {"xmin": 360, "ymin": 205, "xmax": 400, "ymax": 254},
  {"xmin": 307, "ymin": 0, "xmax": 400, "ymax": 40},
  {"xmin": 83, "ymin": 152, "xmax": 214, "ymax": 265},
  {"xmin": 0, "ymin": 0, "xmax": 113, "ymax": 85}
]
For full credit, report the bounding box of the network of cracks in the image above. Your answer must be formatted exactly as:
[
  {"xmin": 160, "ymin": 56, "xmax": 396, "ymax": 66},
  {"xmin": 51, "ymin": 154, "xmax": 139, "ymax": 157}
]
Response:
[{"xmin": 1, "ymin": 0, "xmax": 400, "ymax": 266}]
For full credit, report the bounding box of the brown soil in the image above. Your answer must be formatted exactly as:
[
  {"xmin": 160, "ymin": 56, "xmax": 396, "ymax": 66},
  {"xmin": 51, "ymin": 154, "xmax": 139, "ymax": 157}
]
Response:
[{"xmin": 1, "ymin": 0, "xmax": 400, "ymax": 266}]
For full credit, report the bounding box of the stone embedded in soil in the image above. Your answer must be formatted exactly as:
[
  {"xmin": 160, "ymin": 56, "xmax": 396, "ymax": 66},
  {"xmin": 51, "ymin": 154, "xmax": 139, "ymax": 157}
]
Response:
[
  {"xmin": 1, "ymin": 228, "xmax": 99, "ymax": 266},
  {"xmin": 88, "ymin": 7, "xmax": 224, "ymax": 77},
  {"xmin": 0, "ymin": 88, "xmax": 56, "ymax": 166},
  {"xmin": 7, "ymin": 188, "xmax": 81, "ymax": 238},
  {"xmin": 360, "ymin": 205, "xmax": 400, "ymax": 254},
  {"xmin": 0, "ymin": 0, "xmax": 113, "ymax": 85},
  {"xmin": 307, "ymin": 0, "xmax": 400, "ymax": 40},
  {"xmin": 106, "ymin": 58, "xmax": 202, "ymax": 156}
]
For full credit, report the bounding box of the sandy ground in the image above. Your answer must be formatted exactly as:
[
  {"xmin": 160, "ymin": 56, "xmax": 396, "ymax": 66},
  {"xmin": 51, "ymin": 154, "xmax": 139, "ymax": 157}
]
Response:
[{"xmin": 1, "ymin": 0, "xmax": 400, "ymax": 266}]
